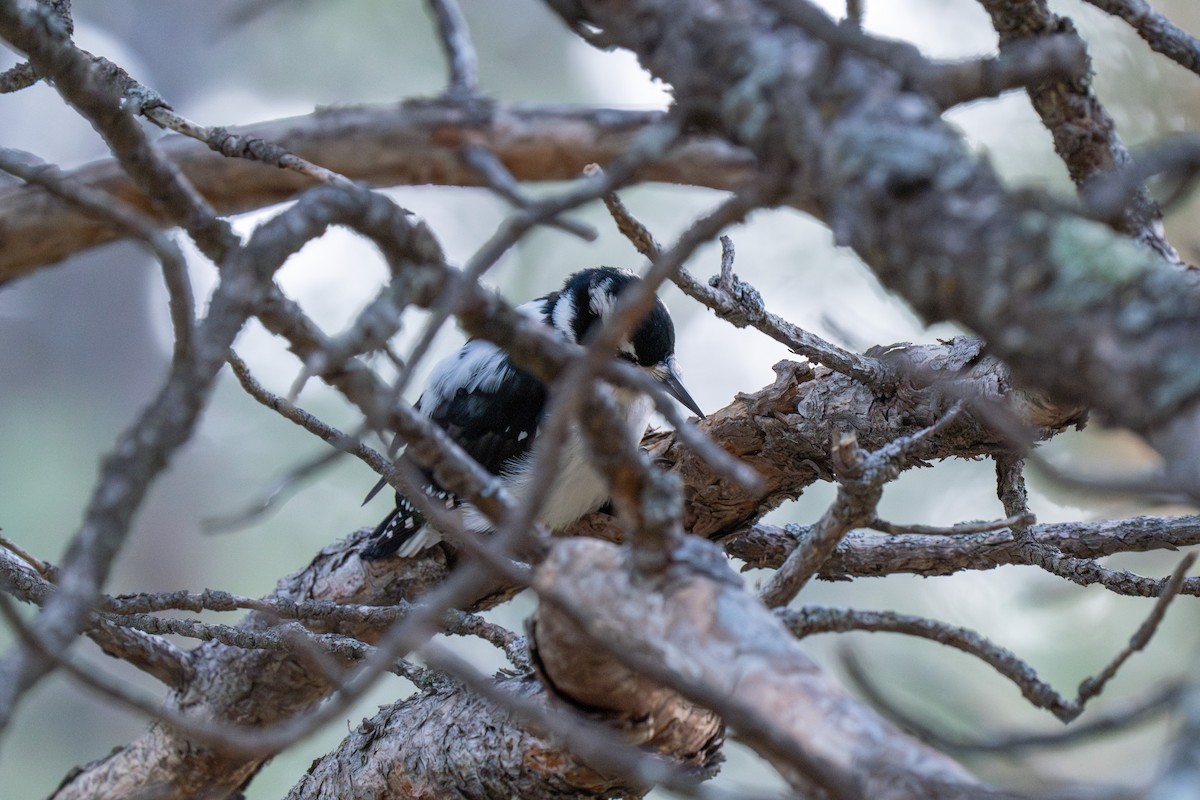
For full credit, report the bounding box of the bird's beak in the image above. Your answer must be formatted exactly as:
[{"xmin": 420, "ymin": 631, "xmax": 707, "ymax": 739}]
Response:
[{"xmin": 659, "ymin": 357, "xmax": 705, "ymax": 419}]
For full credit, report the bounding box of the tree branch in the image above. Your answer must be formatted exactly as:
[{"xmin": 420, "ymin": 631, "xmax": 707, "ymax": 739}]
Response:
[
  {"xmin": 544, "ymin": 0, "xmax": 1200, "ymax": 490},
  {"xmin": 0, "ymin": 103, "xmax": 757, "ymax": 283},
  {"xmin": 532, "ymin": 536, "xmax": 982, "ymax": 798}
]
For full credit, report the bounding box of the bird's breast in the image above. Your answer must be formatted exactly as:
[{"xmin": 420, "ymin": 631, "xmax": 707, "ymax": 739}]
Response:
[{"xmin": 501, "ymin": 392, "xmax": 654, "ymax": 531}]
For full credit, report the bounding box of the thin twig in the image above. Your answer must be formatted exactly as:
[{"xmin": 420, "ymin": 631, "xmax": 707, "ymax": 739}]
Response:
[
  {"xmin": 730, "ymin": 514, "xmax": 1200, "ymax": 598},
  {"xmin": 0, "ymin": 147, "xmax": 195, "ymax": 364},
  {"xmin": 0, "ymin": 0, "xmax": 71, "ymax": 93},
  {"xmin": 0, "ymin": 533, "xmax": 53, "ymax": 581},
  {"xmin": 1076, "ymin": 552, "xmax": 1197, "ymax": 707},
  {"xmin": 0, "ymin": 550, "xmax": 190, "ymax": 689},
  {"xmin": 840, "ymin": 647, "xmax": 1180, "ymax": 757},
  {"xmin": 1083, "ymin": 0, "xmax": 1200, "ymax": 77},
  {"xmin": 462, "ymin": 143, "xmax": 595, "ymax": 238},
  {"xmin": 143, "ymin": 103, "xmax": 355, "ymax": 187},
  {"xmin": 845, "ymin": 0, "xmax": 863, "ymax": 28},
  {"xmin": 764, "ymin": 0, "xmax": 1088, "ymax": 109},
  {"xmin": 601, "ymin": 189, "xmax": 889, "ymax": 387},
  {"xmin": 760, "ymin": 404, "xmax": 964, "ymax": 607},
  {"xmin": 101, "ymin": 583, "xmax": 527, "ymax": 668},
  {"xmin": 867, "ymin": 512, "xmax": 1036, "ymax": 536},
  {"xmin": 786, "ymin": 606, "xmax": 1076, "ymax": 718},
  {"xmin": 202, "ymin": 448, "xmax": 344, "ymax": 532},
  {"xmin": 425, "ymin": 0, "xmax": 479, "ymax": 97},
  {"xmin": 953, "ymin": 684, "xmax": 1181, "ymax": 755},
  {"xmin": 788, "ymin": 558, "xmax": 1193, "ymax": 725}
]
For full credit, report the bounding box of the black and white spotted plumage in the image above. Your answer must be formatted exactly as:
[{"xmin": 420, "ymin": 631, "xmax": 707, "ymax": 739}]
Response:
[{"xmin": 361, "ymin": 267, "xmax": 703, "ymax": 560}]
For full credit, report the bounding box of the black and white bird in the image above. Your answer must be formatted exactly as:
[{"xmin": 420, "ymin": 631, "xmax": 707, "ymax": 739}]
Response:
[{"xmin": 361, "ymin": 267, "xmax": 704, "ymax": 560}]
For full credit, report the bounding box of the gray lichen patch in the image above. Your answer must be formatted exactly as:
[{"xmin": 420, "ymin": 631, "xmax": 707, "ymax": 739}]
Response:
[{"xmin": 1045, "ymin": 215, "xmax": 1159, "ymax": 302}]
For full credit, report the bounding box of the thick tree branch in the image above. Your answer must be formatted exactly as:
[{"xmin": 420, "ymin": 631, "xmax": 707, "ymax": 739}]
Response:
[
  {"xmin": 729, "ymin": 514, "xmax": 1200, "ymax": 588},
  {"xmin": 532, "ymin": 537, "xmax": 981, "ymax": 798},
  {"xmin": 0, "ymin": 103, "xmax": 757, "ymax": 283},
  {"xmin": 615, "ymin": 338, "xmax": 1082, "ymax": 545},
  {"xmin": 544, "ymin": 0, "xmax": 1200, "ymax": 491},
  {"xmin": 287, "ymin": 671, "xmax": 719, "ymax": 800}
]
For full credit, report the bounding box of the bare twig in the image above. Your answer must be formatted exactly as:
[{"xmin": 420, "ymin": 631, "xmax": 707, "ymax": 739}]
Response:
[
  {"xmin": 462, "ymin": 143, "xmax": 595, "ymax": 238},
  {"xmin": 0, "ymin": 533, "xmax": 53, "ymax": 581},
  {"xmin": 951, "ymin": 684, "xmax": 1181, "ymax": 755},
  {"xmin": 142, "ymin": 104, "xmax": 355, "ymax": 188},
  {"xmin": 867, "ymin": 512, "xmax": 1035, "ymax": 536},
  {"xmin": 730, "ymin": 514, "xmax": 1200, "ymax": 597},
  {"xmin": 103, "ymin": 580, "xmax": 527, "ymax": 669},
  {"xmin": 0, "ymin": 147, "xmax": 195, "ymax": 363},
  {"xmin": 0, "ymin": 59, "xmax": 39, "ymax": 94},
  {"xmin": 1075, "ymin": 552, "xmax": 1197, "ymax": 708},
  {"xmin": 602, "ymin": 188, "xmax": 889, "ymax": 387},
  {"xmin": 764, "ymin": 0, "xmax": 1088, "ymax": 109},
  {"xmin": 758, "ymin": 435, "xmax": 881, "ymax": 608},
  {"xmin": 202, "ymin": 447, "xmax": 344, "ymax": 532},
  {"xmin": 0, "ymin": 549, "xmax": 190, "ymax": 689},
  {"xmin": 845, "ymin": 0, "xmax": 863, "ymax": 28},
  {"xmin": 977, "ymin": 0, "xmax": 1179, "ymax": 262},
  {"xmin": 426, "ymin": 0, "xmax": 479, "ymax": 97},
  {"xmin": 789, "ymin": 607, "xmax": 1076, "ymax": 718},
  {"xmin": 760, "ymin": 404, "xmax": 963, "ymax": 607},
  {"xmin": 1084, "ymin": 134, "xmax": 1200, "ymax": 226},
  {"xmin": 1148, "ymin": 669, "xmax": 1200, "ymax": 799},
  {"xmin": 841, "ymin": 649, "xmax": 1181, "ymax": 756},
  {"xmin": 1083, "ymin": 0, "xmax": 1200, "ymax": 77},
  {"xmin": 102, "ymin": 610, "xmax": 439, "ymax": 688},
  {"xmin": 992, "ymin": 455, "xmax": 1195, "ymax": 597},
  {"xmin": 0, "ymin": 0, "xmax": 71, "ymax": 93},
  {"xmin": 788, "ymin": 555, "xmax": 1193, "ymax": 724}
]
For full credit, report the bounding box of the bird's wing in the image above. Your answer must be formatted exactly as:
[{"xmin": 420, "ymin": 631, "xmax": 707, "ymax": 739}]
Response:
[
  {"xmin": 419, "ymin": 338, "xmax": 547, "ymax": 476},
  {"xmin": 362, "ymin": 338, "xmax": 548, "ymax": 508}
]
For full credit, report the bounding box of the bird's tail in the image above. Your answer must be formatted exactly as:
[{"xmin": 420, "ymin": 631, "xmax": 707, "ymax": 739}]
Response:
[{"xmin": 360, "ymin": 497, "xmax": 440, "ymax": 560}]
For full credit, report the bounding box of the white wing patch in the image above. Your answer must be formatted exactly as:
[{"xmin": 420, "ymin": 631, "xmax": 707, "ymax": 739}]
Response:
[{"xmin": 419, "ymin": 339, "xmax": 514, "ymax": 415}]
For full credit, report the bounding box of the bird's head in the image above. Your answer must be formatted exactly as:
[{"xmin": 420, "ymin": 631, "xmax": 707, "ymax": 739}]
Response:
[{"xmin": 545, "ymin": 267, "xmax": 705, "ymax": 419}]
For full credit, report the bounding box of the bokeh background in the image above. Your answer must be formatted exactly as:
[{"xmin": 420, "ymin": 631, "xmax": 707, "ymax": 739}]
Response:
[{"xmin": 2, "ymin": 1, "xmax": 1199, "ymax": 796}]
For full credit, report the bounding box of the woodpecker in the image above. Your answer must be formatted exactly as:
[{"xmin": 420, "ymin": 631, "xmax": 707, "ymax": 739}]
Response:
[{"xmin": 361, "ymin": 267, "xmax": 704, "ymax": 560}]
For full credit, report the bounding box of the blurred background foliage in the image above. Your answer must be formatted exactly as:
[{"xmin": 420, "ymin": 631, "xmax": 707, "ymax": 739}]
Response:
[{"xmin": 1, "ymin": 0, "xmax": 1198, "ymax": 796}]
